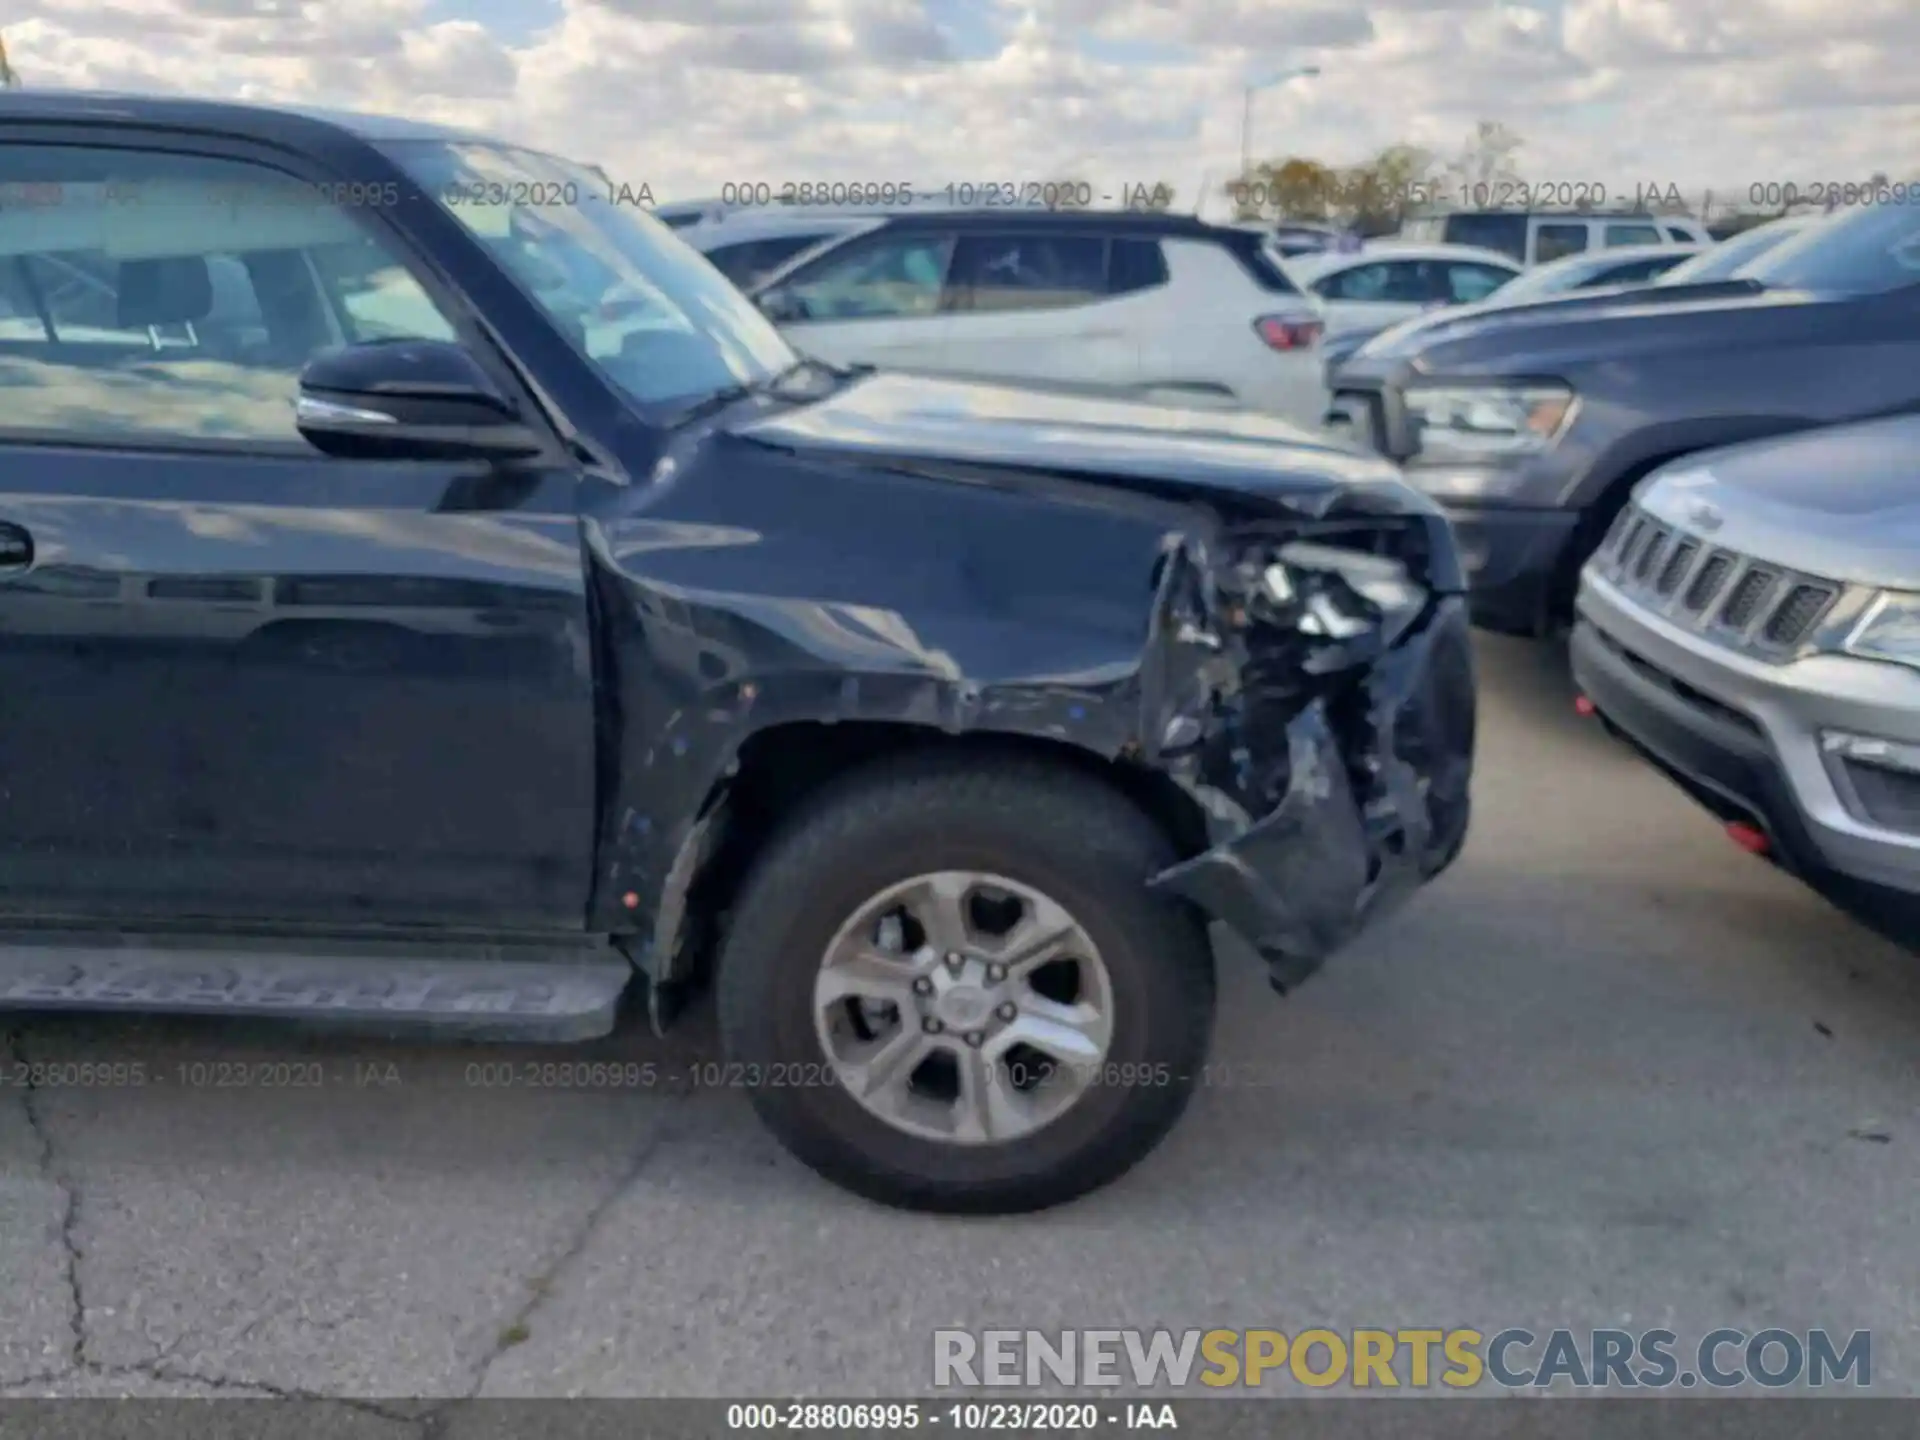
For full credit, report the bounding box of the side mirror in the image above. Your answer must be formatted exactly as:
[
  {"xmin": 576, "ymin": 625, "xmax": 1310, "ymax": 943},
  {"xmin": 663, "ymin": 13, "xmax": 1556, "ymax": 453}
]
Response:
[
  {"xmin": 295, "ymin": 340, "xmax": 545, "ymax": 463},
  {"xmin": 756, "ymin": 285, "xmax": 810, "ymax": 324}
]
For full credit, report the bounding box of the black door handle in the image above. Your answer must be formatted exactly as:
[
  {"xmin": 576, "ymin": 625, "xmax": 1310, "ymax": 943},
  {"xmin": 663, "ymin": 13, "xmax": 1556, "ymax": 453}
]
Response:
[{"xmin": 0, "ymin": 523, "xmax": 32, "ymax": 571}]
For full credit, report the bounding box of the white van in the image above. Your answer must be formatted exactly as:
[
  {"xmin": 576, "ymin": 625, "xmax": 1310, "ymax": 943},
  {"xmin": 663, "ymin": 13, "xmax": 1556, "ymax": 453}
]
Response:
[{"xmin": 1400, "ymin": 211, "xmax": 1710, "ymax": 267}]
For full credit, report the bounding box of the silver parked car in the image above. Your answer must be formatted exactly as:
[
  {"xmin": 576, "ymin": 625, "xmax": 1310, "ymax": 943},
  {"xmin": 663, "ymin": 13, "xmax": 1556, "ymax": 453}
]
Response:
[{"xmin": 1571, "ymin": 415, "xmax": 1920, "ymax": 942}]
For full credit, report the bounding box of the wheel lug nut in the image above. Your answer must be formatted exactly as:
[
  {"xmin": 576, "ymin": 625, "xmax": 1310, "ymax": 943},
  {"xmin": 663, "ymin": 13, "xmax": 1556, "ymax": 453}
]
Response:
[
  {"xmin": 965, "ymin": 1031, "xmax": 984, "ymax": 1048},
  {"xmin": 944, "ymin": 951, "xmax": 964, "ymax": 970},
  {"xmin": 995, "ymin": 1002, "xmax": 1016, "ymax": 1021},
  {"xmin": 912, "ymin": 977, "xmax": 934, "ymax": 995},
  {"xmin": 985, "ymin": 963, "xmax": 1007, "ymax": 983},
  {"xmin": 923, "ymin": 1017, "xmax": 944, "ymax": 1034}
]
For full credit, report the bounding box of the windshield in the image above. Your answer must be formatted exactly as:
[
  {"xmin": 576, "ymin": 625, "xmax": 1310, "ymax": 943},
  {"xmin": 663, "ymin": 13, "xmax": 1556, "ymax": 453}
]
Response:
[
  {"xmin": 1656, "ymin": 223, "xmax": 1809, "ymax": 284},
  {"xmin": 1738, "ymin": 203, "xmax": 1920, "ymax": 295},
  {"xmin": 381, "ymin": 141, "xmax": 796, "ymax": 408}
]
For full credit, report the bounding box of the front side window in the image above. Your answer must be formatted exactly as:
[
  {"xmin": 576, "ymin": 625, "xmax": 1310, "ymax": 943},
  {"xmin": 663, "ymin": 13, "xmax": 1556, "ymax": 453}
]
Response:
[
  {"xmin": 773, "ymin": 231, "xmax": 955, "ymax": 320},
  {"xmin": 386, "ymin": 141, "xmax": 795, "ymax": 406},
  {"xmin": 1316, "ymin": 262, "xmax": 1392, "ymax": 301},
  {"xmin": 1534, "ymin": 223, "xmax": 1590, "ymax": 262},
  {"xmin": 945, "ymin": 233, "xmax": 1108, "ymax": 313},
  {"xmin": 0, "ymin": 145, "xmax": 457, "ymax": 443},
  {"xmin": 1447, "ymin": 263, "xmax": 1514, "ymax": 303},
  {"xmin": 306, "ymin": 232, "xmax": 459, "ymax": 344}
]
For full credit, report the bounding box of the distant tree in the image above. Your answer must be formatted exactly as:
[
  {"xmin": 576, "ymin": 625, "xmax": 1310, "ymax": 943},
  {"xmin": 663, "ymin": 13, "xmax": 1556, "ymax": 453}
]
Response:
[
  {"xmin": 1337, "ymin": 143, "xmax": 1439, "ymax": 237},
  {"xmin": 1227, "ymin": 156, "xmax": 1339, "ymax": 222},
  {"xmin": 1446, "ymin": 120, "xmax": 1524, "ymax": 202}
]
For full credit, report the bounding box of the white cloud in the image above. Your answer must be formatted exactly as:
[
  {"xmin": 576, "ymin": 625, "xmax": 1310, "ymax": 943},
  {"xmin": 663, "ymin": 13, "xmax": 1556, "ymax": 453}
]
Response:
[{"xmin": 3, "ymin": 0, "xmax": 1915, "ymax": 212}]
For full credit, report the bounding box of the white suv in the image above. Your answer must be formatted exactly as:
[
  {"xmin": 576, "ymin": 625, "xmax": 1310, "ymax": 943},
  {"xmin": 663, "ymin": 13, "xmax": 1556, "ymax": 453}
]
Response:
[
  {"xmin": 1400, "ymin": 211, "xmax": 1711, "ymax": 267},
  {"xmin": 742, "ymin": 210, "xmax": 1329, "ymax": 425},
  {"xmin": 1286, "ymin": 241, "xmax": 1523, "ymax": 341}
]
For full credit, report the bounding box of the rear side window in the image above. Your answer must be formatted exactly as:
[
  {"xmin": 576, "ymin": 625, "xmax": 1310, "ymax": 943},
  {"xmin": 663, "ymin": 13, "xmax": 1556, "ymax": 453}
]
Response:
[
  {"xmin": 1534, "ymin": 222, "xmax": 1590, "ymax": 263},
  {"xmin": 1108, "ymin": 238, "xmax": 1168, "ymax": 295},
  {"xmin": 1442, "ymin": 213, "xmax": 1526, "ymax": 260},
  {"xmin": 945, "ymin": 233, "xmax": 1108, "ymax": 312}
]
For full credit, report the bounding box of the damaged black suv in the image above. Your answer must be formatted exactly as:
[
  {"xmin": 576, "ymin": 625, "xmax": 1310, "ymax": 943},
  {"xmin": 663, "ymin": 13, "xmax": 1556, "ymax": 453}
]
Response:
[{"xmin": 0, "ymin": 92, "xmax": 1476, "ymax": 1212}]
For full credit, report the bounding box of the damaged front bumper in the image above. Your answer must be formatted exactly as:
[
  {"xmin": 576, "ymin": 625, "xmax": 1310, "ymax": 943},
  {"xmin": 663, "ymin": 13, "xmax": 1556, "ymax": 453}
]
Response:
[{"xmin": 1144, "ymin": 534, "xmax": 1476, "ymax": 993}]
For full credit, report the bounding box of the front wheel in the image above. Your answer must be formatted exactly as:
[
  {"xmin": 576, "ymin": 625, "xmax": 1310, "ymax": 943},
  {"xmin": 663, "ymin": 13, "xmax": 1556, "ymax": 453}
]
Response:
[{"xmin": 715, "ymin": 758, "xmax": 1216, "ymax": 1213}]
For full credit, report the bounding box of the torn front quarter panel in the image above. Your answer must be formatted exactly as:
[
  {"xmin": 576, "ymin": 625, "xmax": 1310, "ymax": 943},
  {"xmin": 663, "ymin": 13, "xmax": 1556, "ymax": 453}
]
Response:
[
  {"xmin": 585, "ymin": 376, "xmax": 1474, "ymax": 995},
  {"xmin": 1142, "ymin": 522, "xmax": 1475, "ymax": 994}
]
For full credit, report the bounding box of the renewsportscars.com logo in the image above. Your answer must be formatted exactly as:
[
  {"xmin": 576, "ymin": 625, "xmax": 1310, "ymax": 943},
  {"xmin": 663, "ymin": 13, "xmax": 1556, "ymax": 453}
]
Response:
[{"xmin": 932, "ymin": 1328, "xmax": 1872, "ymax": 1391}]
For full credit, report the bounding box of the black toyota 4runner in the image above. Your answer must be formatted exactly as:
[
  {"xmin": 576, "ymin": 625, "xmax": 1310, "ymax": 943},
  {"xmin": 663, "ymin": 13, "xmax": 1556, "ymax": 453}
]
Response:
[
  {"xmin": 0, "ymin": 92, "xmax": 1474, "ymax": 1213},
  {"xmin": 1327, "ymin": 200, "xmax": 1920, "ymax": 637}
]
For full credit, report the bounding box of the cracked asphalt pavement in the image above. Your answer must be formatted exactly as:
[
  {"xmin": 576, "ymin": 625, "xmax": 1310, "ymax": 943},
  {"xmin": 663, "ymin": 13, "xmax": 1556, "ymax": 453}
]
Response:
[{"xmin": 0, "ymin": 636, "xmax": 1915, "ymax": 1417}]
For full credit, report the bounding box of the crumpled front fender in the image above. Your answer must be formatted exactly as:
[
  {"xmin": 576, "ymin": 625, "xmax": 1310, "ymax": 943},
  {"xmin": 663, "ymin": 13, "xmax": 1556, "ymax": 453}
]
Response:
[{"xmin": 1143, "ymin": 534, "xmax": 1475, "ymax": 993}]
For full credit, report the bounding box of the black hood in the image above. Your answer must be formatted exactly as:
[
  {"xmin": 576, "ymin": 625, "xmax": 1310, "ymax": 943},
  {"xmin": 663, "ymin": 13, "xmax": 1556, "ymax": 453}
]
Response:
[{"xmin": 730, "ymin": 370, "xmax": 1440, "ymax": 521}]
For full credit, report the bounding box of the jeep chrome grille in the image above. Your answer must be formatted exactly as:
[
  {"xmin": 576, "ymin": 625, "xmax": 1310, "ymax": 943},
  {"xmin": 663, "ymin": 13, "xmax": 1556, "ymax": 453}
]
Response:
[
  {"xmin": 1719, "ymin": 566, "xmax": 1777, "ymax": 629},
  {"xmin": 1682, "ymin": 553, "xmax": 1732, "ymax": 613},
  {"xmin": 1591, "ymin": 501, "xmax": 1839, "ymax": 657}
]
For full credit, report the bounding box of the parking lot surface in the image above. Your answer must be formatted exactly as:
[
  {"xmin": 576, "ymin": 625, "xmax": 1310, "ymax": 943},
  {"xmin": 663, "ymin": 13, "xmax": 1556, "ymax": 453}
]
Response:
[{"xmin": 1, "ymin": 635, "xmax": 1915, "ymax": 1405}]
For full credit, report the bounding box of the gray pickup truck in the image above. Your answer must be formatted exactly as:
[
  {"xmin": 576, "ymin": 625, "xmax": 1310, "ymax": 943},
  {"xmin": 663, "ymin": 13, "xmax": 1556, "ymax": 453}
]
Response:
[{"xmin": 1326, "ymin": 200, "xmax": 1920, "ymax": 637}]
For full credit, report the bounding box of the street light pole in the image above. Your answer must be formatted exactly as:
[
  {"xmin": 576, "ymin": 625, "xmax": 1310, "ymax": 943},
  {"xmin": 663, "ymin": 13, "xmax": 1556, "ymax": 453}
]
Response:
[
  {"xmin": 1239, "ymin": 65, "xmax": 1321, "ymax": 180},
  {"xmin": 1239, "ymin": 89, "xmax": 1255, "ymax": 180}
]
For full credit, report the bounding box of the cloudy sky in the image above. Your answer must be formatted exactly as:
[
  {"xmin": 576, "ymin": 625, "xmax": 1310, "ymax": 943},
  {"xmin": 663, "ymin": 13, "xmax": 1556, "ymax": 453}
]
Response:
[{"xmin": 5, "ymin": 0, "xmax": 1915, "ymax": 216}]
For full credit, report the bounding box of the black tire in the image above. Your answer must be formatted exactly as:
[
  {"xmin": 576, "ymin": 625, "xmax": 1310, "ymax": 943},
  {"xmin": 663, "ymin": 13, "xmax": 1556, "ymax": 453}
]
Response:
[{"xmin": 715, "ymin": 755, "xmax": 1216, "ymax": 1214}]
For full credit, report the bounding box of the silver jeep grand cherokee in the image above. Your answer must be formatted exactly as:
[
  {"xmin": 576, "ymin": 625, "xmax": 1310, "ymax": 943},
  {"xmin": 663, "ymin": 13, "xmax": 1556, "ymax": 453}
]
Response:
[{"xmin": 1570, "ymin": 414, "xmax": 1920, "ymax": 942}]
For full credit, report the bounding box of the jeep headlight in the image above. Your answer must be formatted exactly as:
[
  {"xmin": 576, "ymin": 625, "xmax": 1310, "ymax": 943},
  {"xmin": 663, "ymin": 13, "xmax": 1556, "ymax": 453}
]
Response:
[
  {"xmin": 1841, "ymin": 591, "xmax": 1920, "ymax": 669},
  {"xmin": 1404, "ymin": 383, "xmax": 1576, "ymax": 461}
]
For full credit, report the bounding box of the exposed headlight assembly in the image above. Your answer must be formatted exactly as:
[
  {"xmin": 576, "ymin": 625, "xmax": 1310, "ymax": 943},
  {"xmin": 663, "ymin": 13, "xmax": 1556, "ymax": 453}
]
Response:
[
  {"xmin": 1840, "ymin": 590, "xmax": 1920, "ymax": 670},
  {"xmin": 1262, "ymin": 541, "xmax": 1429, "ymax": 664},
  {"xmin": 1404, "ymin": 383, "xmax": 1576, "ymax": 460}
]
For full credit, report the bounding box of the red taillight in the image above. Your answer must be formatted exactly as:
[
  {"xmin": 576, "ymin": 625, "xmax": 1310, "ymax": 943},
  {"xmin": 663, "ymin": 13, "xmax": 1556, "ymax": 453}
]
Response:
[
  {"xmin": 1726, "ymin": 821, "xmax": 1770, "ymax": 856},
  {"xmin": 1254, "ymin": 314, "xmax": 1324, "ymax": 351}
]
